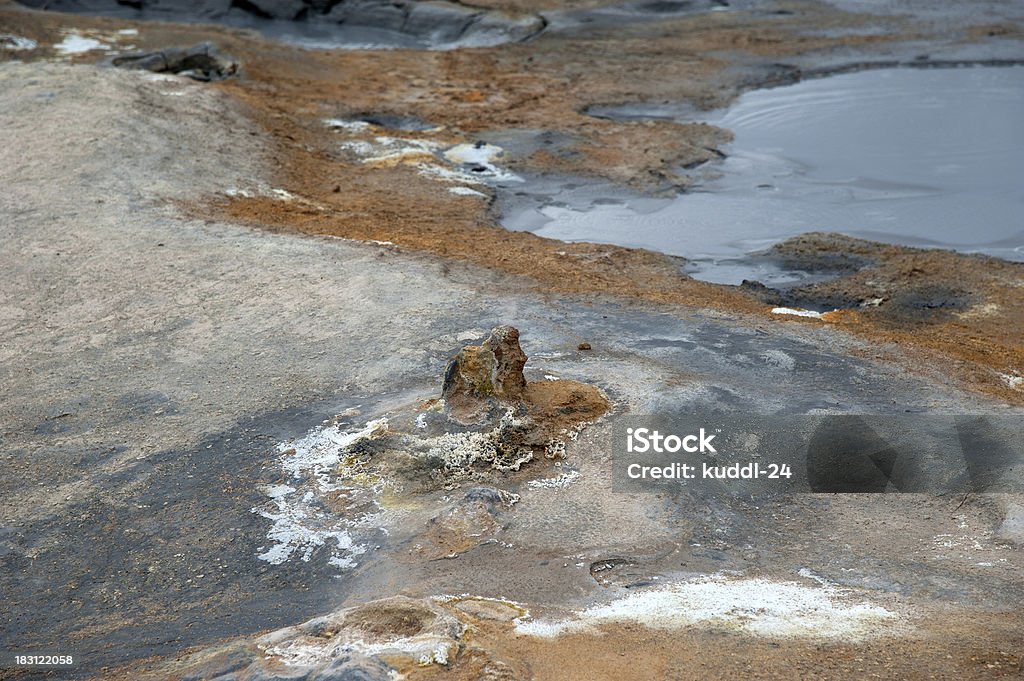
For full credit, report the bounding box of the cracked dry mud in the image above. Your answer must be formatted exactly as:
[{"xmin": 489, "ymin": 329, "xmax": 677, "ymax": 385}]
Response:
[{"xmin": 1, "ymin": 0, "xmax": 1023, "ymax": 679}]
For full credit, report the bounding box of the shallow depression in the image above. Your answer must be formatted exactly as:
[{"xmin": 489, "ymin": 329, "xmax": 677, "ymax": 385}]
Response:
[{"xmin": 505, "ymin": 66, "xmax": 1024, "ymax": 284}]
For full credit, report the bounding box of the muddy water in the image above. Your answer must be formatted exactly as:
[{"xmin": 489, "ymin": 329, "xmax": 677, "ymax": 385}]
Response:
[{"xmin": 505, "ymin": 66, "xmax": 1024, "ymax": 284}]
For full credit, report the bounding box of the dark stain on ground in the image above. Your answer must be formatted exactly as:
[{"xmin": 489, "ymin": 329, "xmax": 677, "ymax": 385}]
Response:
[
  {"xmin": 0, "ymin": 399, "xmax": 374, "ymax": 679},
  {"xmin": 884, "ymin": 284, "xmax": 977, "ymax": 323},
  {"xmin": 740, "ymin": 279, "xmax": 864, "ymax": 314},
  {"xmin": 737, "ymin": 233, "xmax": 987, "ymax": 324},
  {"xmin": 349, "ymin": 113, "xmax": 437, "ymax": 132}
]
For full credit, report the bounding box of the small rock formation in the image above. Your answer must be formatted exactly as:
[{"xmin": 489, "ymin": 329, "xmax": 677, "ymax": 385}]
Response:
[
  {"xmin": 162, "ymin": 596, "xmax": 463, "ymax": 680},
  {"xmin": 111, "ymin": 42, "xmax": 237, "ymax": 81},
  {"xmin": 259, "ymin": 596, "xmax": 463, "ymax": 669},
  {"xmin": 442, "ymin": 324, "xmax": 528, "ymax": 423}
]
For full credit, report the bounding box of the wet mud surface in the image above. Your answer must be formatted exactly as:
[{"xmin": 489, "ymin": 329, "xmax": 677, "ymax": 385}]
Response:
[
  {"xmin": 2, "ymin": 401, "xmax": 364, "ymax": 678},
  {"xmin": 1, "ymin": 0, "xmax": 1023, "ymax": 679}
]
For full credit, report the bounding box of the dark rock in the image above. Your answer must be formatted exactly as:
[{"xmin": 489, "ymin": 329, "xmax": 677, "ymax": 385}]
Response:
[
  {"xmin": 324, "ymin": 0, "xmax": 406, "ymax": 28},
  {"xmin": 738, "ymin": 280, "xmax": 786, "ymax": 306},
  {"xmin": 776, "ymin": 286, "xmax": 865, "ymax": 313},
  {"xmin": 235, "ymin": 0, "xmax": 308, "ymax": 21},
  {"xmin": 111, "ymin": 42, "xmax": 237, "ymax": 81},
  {"xmin": 32, "ymin": 0, "xmax": 235, "ymax": 18},
  {"xmin": 402, "ymin": 1, "xmax": 481, "ymax": 43},
  {"xmin": 353, "ymin": 113, "xmax": 435, "ymax": 131},
  {"xmin": 764, "ymin": 233, "xmax": 874, "ymax": 274},
  {"xmin": 14, "ymin": 0, "xmax": 546, "ymax": 47}
]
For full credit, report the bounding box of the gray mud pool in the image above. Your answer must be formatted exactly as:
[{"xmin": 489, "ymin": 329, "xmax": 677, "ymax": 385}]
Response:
[{"xmin": 501, "ymin": 66, "xmax": 1024, "ymax": 284}]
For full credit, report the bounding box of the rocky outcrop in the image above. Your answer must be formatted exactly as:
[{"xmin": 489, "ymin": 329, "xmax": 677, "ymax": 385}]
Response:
[
  {"xmin": 111, "ymin": 42, "xmax": 237, "ymax": 81},
  {"xmin": 162, "ymin": 596, "xmax": 464, "ymax": 680},
  {"xmin": 442, "ymin": 324, "xmax": 528, "ymax": 413},
  {"xmin": 16, "ymin": 0, "xmax": 547, "ymax": 47}
]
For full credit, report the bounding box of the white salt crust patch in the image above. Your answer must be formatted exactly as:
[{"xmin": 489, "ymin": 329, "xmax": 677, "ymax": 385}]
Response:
[
  {"xmin": 448, "ymin": 186, "xmax": 488, "ymax": 197},
  {"xmin": 771, "ymin": 307, "xmax": 826, "ymax": 318},
  {"xmin": 999, "ymin": 373, "xmax": 1023, "ymax": 390},
  {"xmin": 54, "ymin": 34, "xmax": 111, "ymax": 55},
  {"xmin": 443, "ymin": 143, "xmax": 522, "ymax": 183},
  {"xmin": 263, "ymin": 634, "xmax": 455, "ymax": 668},
  {"xmin": 526, "ymin": 470, "xmax": 581, "ymax": 490},
  {"xmin": 515, "ymin": 574, "xmax": 905, "ymax": 640},
  {"xmin": 324, "ymin": 118, "xmax": 372, "ymax": 132},
  {"xmin": 928, "ymin": 514, "xmax": 1013, "ymax": 564},
  {"xmin": 326, "ymin": 121, "xmax": 521, "ymax": 186},
  {"xmin": 251, "ymin": 419, "xmax": 388, "ymax": 569},
  {"xmin": 224, "ymin": 186, "xmax": 298, "ymax": 201},
  {"xmin": 52, "ymin": 28, "xmax": 140, "ymax": 56}
]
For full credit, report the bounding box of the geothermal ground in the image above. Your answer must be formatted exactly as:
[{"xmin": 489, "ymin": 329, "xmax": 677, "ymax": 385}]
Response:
[{"xmin": 1, "ymin": 0, "xmax": 1023, "ymax": 679}]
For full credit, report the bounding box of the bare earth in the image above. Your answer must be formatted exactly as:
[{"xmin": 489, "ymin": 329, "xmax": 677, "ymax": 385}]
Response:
[{"xmin": 0, "ymin": 0, "xmax": 1022, "ymax": 679}]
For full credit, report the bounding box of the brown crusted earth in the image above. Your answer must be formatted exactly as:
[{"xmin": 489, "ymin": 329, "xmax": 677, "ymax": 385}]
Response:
[
  {"xmin": 3, "ymin": 0, "xmax": 1021, "ymax": 402},
  {"xmin": 410, "ymin": 615, "xmax": 1024, "ymax": 681}
]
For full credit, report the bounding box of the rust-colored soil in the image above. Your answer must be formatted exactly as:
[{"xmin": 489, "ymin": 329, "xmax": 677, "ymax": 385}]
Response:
[
  {"xmin": 524, "ymin": 379, "xmax": 610, "ymax": 434},
  {"xmin": 401, "ymin": 608, "xmax": 1024, "ymax": 681}
]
